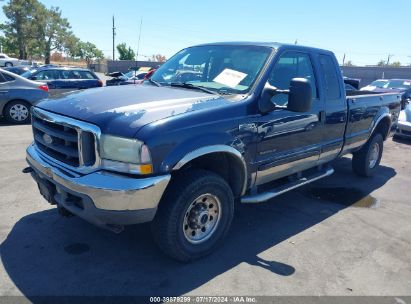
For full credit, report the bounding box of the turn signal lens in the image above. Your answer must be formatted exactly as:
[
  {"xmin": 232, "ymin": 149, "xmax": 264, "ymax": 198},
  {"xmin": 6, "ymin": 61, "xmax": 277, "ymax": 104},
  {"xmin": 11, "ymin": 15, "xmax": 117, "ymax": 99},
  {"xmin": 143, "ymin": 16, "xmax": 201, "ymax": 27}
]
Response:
[{"xmin": 140, "ymin": 164, "xmax": 153, "ymax": 174}]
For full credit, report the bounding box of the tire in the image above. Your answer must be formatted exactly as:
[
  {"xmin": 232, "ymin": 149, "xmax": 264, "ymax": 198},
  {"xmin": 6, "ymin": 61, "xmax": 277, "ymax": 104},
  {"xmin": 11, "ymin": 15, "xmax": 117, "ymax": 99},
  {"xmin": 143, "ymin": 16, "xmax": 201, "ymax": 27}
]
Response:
[
  {"xmin": 5, "ymin": 62, "xmax": 13, "ymax": 67},
  {"xmin": 4, "ymin": 100, "xmax": 31, "ymax": 124},
  {"xmin": 151, "ymin": 169, "xmax": 234, "ymax": 262},
  {"xmin": 352, "ymin": 133, "xmax": 383, "ymax": 177}
]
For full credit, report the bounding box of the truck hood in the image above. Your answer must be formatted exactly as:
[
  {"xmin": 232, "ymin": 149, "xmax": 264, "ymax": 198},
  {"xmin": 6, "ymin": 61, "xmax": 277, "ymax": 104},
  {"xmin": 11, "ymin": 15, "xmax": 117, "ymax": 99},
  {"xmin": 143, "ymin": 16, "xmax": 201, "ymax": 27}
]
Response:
[{"xmin": 36, "ymin": 84, "xmax": 230, "ymax": 138}]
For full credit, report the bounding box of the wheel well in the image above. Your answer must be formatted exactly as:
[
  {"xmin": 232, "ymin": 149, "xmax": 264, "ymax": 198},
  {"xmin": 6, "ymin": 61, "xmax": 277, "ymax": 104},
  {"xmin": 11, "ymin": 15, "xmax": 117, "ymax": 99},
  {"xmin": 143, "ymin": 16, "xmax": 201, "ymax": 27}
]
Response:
[
  {"xmin": 175, "ymin": 152, "xmax": 246, "ymax": 197},
  {"xmin": 374, "ymin": 116, "xmax": 391, "ymax": 140},
  {"xmin": 2, "ymin": 99, "xmax": 30, "ymax": 116}
]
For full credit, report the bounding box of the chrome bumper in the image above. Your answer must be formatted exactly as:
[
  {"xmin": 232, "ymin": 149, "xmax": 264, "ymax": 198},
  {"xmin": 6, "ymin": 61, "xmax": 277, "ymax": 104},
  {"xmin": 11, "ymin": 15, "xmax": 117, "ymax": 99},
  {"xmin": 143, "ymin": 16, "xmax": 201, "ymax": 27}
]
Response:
[
  {"xmin": 26, "ymin": 144, "xmax": 170, "ymax": 212},
  {"xmin": 396, "ymin": 120, "xmax": 411, "ymax": 138}
]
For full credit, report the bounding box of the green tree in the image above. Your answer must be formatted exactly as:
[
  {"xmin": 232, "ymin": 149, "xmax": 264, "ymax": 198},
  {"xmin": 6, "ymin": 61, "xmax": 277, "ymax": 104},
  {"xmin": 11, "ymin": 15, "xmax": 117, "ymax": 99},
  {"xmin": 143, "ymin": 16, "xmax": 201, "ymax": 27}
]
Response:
[
  {"xmin": 116, "ymin": 43, "xmax": 135, "ymax": 60},
  {"xmin": 39, "ymin": 6, "xmax": 73, "ymax": 64},
  {"xmin": 1, "ymin": 0, "xmax": 45, "ymax": 59},
  {"xmin": 72, "ymin": 41, "xmax": 104, "ymax": 64},
  {"xmin": 345, "ymin": 60, "xmax": 355, "ymax": 67},
  {"xmin": 377, "ymin": 60, "xmax": 386, "ymax": 67},
  {"xmin": 390, "ymin": 61, "xmax": 401, "ymax": 67}
]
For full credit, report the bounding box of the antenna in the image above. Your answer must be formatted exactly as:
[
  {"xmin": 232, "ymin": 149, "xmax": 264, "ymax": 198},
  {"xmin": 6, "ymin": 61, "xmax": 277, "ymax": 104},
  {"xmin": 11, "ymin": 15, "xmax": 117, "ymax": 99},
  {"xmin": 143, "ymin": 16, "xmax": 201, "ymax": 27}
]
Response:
[{"xmin": 134, "ymin": 17, "xmax": 143, "ymax": 84}]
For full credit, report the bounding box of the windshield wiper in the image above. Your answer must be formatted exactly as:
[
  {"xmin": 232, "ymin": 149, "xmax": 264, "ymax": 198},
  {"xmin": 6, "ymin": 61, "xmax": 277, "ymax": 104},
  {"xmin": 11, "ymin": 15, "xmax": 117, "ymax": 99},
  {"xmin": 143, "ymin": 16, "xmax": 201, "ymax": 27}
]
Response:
[
  {"xmin": 170, "ymin": 82, "xmax": 217, "ymax": 95},
  {"xmin": 148, "ymin": 78, "xmax": 161, "ymax": 87}
]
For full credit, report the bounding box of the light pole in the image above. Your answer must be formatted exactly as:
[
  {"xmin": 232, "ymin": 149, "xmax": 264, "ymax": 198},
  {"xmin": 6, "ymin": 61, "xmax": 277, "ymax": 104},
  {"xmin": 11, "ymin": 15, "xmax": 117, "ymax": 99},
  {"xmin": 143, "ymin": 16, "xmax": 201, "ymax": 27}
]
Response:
[{"xmin": 112, "ymin": 16, "xmax": 116, "ymax": 61}]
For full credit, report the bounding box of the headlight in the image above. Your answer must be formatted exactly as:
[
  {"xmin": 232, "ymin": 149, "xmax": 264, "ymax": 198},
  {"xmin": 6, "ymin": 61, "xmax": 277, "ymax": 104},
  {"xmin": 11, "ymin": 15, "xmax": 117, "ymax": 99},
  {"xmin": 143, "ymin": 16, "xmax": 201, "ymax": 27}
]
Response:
[
  {"xmin": 398, "ymin": 110, "xmax": 406, "ymax": 122},
  {"xmin": 100, "ymin": 135, "xmax": 152, "ymax": 174}
]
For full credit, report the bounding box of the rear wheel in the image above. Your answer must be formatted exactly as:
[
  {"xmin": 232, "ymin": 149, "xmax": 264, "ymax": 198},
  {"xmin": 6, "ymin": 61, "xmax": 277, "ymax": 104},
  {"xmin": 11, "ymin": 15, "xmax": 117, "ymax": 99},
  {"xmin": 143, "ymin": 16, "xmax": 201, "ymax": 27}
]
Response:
[
  {"xmin": 4, "ymin": 100, "xmax": 31, "ymax": 124},
  {"xmin": 151, "ymin": 169, "xmax": 234, "ymax": 262},
  {"xmin": 352, "ymin": 133, "xmax": 383, "ymax": 177},
  {"xmin": 5, "ymin": 62, "xmax": 13, "ymax": 67}
]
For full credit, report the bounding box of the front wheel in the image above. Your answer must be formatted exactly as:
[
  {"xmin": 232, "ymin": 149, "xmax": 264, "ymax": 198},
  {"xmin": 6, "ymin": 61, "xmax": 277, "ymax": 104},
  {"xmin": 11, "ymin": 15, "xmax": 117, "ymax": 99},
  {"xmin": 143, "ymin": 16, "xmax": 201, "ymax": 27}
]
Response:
[
  {"xmin": 151, "ymin": 169, "xmax": 234, "ymax": 262},
  {"xmin": 4, "ymin": 100, "xmax": 31, "ymax": 124},
  {"xmin": 352, "ymin": 133, "xmax": 383, "ymax": 177},
  {"xmin": 5, "ymin": 62, "xmax": 13, "ymax": 67}
]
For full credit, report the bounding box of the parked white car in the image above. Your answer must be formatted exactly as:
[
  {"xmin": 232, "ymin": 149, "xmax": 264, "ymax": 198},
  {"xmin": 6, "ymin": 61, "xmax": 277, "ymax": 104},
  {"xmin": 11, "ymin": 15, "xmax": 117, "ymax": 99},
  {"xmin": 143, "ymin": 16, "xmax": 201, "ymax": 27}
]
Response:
[
  {"xmin": 396, "ymin": 104, "xmax": 411, "ymax": 139},
  {"xmin": 0, "ymin": 53, "xmax": 19, "ymax": 67}
]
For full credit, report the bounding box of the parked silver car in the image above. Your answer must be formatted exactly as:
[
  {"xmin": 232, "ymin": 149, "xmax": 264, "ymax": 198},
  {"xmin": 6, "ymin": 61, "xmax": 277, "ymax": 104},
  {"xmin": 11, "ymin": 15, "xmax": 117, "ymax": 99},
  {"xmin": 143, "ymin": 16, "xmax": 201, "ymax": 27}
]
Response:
[
  {"xmin": 396, "ymin": 104, "xmax": 411, "ymax": 139},
  {"xmin": 0, "ymin": 53, "xmax": 19, "ymax": 67},
  {"xmin": 0, "ymin": 69, "xmax": 49, "ymax": 124}
]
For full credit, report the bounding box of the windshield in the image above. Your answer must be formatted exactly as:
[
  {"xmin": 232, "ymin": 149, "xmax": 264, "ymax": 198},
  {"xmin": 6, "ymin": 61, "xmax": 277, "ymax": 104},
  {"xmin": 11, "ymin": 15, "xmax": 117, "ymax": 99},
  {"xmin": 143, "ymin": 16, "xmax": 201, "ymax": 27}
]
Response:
[
  {"xmin": 369, "ymin": 80, "xmax": 388, "ymax": 88},
  {"xmin": 150, "ymin": 45, "xmax": 272, "ymax": 94},
  {"xmin": 383, "ymin": 80, "xmax": 411, "ymax": 90},
  {"xmin": 21, "ymin": 69, "xmax": 36, "ymax": 78}
]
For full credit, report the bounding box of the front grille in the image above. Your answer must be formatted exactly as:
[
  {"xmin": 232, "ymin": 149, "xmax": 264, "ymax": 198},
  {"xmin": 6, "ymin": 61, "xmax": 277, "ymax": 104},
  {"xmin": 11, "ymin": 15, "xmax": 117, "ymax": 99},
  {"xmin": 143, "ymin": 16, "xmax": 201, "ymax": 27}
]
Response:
[{"xmin": 32, "ymin": 112, "xmax": 96, "ymax": 168}]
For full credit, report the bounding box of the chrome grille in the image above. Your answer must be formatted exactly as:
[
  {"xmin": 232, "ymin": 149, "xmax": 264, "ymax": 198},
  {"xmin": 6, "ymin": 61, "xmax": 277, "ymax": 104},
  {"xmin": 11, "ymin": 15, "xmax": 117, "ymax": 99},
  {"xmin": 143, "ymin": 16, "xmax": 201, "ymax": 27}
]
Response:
[{"xmin": 31, "ymin": 108, "xmax": 100, "ymax": 171}]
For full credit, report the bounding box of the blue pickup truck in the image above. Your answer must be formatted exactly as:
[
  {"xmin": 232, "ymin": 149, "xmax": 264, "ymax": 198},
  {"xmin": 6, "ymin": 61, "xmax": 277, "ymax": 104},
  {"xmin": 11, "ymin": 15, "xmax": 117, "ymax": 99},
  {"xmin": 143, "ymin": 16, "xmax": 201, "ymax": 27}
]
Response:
[{"xmin": 24, "ymin": 42, "xmax": 401, "ymax": 261}]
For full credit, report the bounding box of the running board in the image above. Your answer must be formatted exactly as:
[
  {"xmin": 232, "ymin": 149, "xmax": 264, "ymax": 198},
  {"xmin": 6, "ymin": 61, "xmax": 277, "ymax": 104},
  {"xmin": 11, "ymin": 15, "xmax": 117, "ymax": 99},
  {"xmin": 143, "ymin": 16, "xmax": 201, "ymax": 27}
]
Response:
[{"xmin": 241, "ymin": 167, "xmax": 335, "ymax": 204}]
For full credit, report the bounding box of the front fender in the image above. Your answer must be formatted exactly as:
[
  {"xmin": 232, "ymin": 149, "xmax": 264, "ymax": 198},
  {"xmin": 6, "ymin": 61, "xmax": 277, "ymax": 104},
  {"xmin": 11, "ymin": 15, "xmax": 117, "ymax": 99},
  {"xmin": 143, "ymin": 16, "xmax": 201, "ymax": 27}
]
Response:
[
  {"xmin": 160, "ymin": 135, "xmax": 249, "ymax": 196},
  {"xmin": 160, "ymin": 132, "xmax": 245, "ymax": 172}
]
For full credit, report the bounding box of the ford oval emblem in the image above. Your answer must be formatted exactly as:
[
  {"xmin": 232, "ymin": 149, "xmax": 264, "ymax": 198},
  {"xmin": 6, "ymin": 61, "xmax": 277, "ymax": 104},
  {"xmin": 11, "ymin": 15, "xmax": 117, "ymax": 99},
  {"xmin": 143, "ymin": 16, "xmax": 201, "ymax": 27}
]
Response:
[{"xmin": 43, "ymin": 134, "xmax": 53, "ymax": 145}]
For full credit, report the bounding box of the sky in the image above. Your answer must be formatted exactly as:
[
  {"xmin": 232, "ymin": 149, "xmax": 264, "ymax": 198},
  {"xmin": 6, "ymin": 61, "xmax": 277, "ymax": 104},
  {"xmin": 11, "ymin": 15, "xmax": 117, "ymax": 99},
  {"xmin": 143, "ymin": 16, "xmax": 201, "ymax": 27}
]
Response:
[{"xmin": 1, "ymin": 0, "xmax": 411, "ymax": 66}]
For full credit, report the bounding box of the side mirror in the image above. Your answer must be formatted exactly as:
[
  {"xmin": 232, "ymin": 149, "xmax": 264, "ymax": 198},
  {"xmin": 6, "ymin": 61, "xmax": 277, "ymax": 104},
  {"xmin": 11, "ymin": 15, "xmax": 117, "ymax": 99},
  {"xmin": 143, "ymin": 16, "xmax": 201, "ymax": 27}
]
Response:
[
  {"xmin": 287, "ymin": 78, "xmax": 312, "ymax": 112},
  {"xmin": 259, "ymin": 83, "xmax": 279, "ymax": 113}
]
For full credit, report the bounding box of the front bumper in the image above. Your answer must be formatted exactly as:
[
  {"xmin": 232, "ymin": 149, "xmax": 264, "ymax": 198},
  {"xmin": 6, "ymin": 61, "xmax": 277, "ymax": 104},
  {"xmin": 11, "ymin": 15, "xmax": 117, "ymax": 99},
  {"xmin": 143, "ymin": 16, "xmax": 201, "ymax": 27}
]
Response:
[
  {"xmin": 396, "ymin": 120, "xmax": 411, "ymax": 138},
  {"xmin": 26, "ymin": 144, "xmax": 171, "ymax": 230}
]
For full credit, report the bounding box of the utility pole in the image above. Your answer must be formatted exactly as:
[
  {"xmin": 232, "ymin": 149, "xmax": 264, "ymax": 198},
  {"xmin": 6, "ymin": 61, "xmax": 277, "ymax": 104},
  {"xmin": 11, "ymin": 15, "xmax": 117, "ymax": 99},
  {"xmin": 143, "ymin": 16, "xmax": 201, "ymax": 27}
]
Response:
[
  {"xmin": 112, "ymin": 15, "xmax": 116, "ymax": 61},
  {"xmin": 294, "ymin": 39, "xmax": 298, "ymax": 45},
  {"xmin": 342, "ymin": 53, "xmax": 346, "ymax": 66}
]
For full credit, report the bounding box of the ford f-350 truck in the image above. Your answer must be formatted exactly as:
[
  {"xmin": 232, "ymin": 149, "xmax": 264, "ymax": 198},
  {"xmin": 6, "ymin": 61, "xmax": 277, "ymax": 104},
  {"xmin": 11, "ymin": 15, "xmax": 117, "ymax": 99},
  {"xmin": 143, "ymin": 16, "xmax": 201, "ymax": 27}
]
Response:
[{"xmin": 24, "ymin": 42, "xmax": 401, "ymax": 261}]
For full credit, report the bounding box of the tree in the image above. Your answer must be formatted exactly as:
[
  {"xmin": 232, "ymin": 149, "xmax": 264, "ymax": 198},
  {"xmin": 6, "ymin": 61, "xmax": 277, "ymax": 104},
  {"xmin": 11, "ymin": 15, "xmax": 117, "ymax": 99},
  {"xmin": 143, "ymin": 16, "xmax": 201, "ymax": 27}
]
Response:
[
  {"xmin": 72, "ymin": 41, "xmax": 104, "ymax": 65},
  {"xmin": 345, "ymin": 60, "xmax": 355, "ymax": 67},
  {"xmin": 377, "ymin": 60, "xmax": 386, "ymax": 67},
  {"xmin": 1, "ymin": 0, "xmax": 45, "ymax": 59},
  {"xmin": 39, "ymin": 6, "xmax": 73, "ymax": 64},
  {"xmin": 150, "ymin": 54, "xmax": 166, "ymax": 62},
  {"xmin": 390, "ymin": 61, "xmax": 401, "ymax": 67},
  {"xmin": 116, "ymin": 43, "xmax": 135, "ymax": 60}
]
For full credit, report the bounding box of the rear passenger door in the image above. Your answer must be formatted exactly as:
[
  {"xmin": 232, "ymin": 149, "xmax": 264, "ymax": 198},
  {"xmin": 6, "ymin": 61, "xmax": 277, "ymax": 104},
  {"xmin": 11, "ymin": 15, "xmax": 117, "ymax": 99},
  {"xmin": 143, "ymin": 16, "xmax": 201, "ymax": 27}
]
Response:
[
  {"xmin": 317, "ymin": 53, "xmax": 347, "ymax": 162},
  {"xmin": 0, "ymin": 73, "xmax": 11, "ymax": 105},
  {"xmin": 254, "ymin": 51, "xmax": 324, "ymax": 185},
  {"xmin": 59, "ymin": 70, "xmax": 81, "ymax": 93},
  {"xmin": 77, "ymin": 70, "xmax": 98, "ymax": 89}
]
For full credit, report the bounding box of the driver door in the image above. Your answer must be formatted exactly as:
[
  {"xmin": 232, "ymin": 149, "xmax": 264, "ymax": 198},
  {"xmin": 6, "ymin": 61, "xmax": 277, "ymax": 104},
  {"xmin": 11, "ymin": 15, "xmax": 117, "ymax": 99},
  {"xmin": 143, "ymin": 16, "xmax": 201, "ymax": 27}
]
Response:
[{"xmin": 253, "ymin": 50, "xmax": 324, "ymax": 185}]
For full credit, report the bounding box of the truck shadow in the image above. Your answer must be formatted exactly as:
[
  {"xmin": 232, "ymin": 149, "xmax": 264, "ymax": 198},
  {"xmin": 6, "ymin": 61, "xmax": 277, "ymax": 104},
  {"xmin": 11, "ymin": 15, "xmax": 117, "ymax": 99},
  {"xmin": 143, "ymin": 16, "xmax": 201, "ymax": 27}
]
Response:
[{"xmin": 0, "ymin": 157, "xmax": 396, "ymax": 297}]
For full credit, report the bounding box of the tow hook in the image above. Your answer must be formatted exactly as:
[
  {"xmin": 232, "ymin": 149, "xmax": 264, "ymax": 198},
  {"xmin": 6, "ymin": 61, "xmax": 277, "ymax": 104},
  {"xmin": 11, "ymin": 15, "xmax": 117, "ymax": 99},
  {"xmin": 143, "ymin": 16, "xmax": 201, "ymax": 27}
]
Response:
[{"xmin": 22, "ymin": 167, "xmax": 34, "ymax": 174}]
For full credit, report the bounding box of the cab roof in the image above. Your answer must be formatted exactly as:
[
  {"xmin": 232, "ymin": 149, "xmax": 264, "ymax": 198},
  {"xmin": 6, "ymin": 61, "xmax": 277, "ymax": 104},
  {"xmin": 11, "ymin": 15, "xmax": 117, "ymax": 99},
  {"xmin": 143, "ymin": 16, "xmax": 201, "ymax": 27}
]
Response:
[{"xmin": 192, "ymin": 41, "xmax": 333, "ymax": 54}]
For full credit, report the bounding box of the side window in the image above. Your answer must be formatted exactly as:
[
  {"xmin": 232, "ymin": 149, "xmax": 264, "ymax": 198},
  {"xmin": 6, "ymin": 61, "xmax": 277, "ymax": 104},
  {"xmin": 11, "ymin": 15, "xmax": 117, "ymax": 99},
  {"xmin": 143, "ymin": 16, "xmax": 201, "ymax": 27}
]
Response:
[
  {"xmin": 60, "ymin": 70, "xmax": 81, "ymax": 79},
  {"xmin": 319, "ymin": 54, "xmax": 341, "ymax": 100},
  {"xmin": 1, "ymin": 73, "xmax": 15, "ymax": 82},
  {"xmin": 78, "ymin": 71, "xmax": 96, "ymax": 79},
  {"xmin": 35, "ymin": 70, "xmax": 59, "ymax": 80},
  {"xmin": 0, "ymin": 55, "xmax": 5, "ymax": 59},
  {"xmin": 268, "ymin": 52, "xmax": 318, "ymax": 106},
  {"xmin": 71, "ymin": 71, "xmax": 81, "ymax": 79}
]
